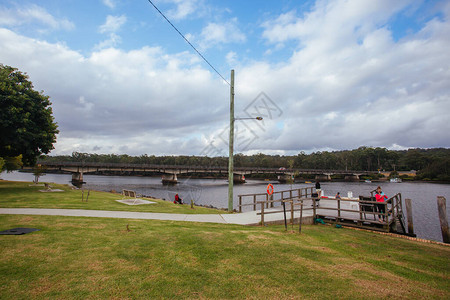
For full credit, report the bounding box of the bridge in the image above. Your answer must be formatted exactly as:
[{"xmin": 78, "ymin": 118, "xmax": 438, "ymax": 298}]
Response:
[{"xmin": 35, "ymin": 161, "xmax": 378, "ymax": 185}]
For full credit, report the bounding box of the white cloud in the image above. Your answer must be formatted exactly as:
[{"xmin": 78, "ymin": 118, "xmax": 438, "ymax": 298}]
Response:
[
  {"xmin": 98, "ymin": 15, "xmax": 127, "ymax": 34},
  {"xmin": 102, "ymin": 0, "xmax": 116, "ymax": 9},
  {"xmin": 0, "ymin": 1, "xmax": 449, "ymax": 156},
  {"xmin": 247, "ymin": 0, "xmax": 450, "ymax": 152},
  {"xmin": 94, "ymin": 33, "xmax": 122, "ymax": 50},
  {"xmin": 165, "ymin": 0, "xmax": 200, "ymax": 20},
  {"xmin": 0, "ymin": 27, "xmax": 227, "ymax": 155},
  {"xmin": 199, "ymin": 18, "xmax": 246, "ymax": 50},
  {"xmin": 0, "ymin": 4, "xmax": 74, "ymax": 31},
  {"xmin": 96, "ymin": 15, "xmax": 127, "ymax": 50}
]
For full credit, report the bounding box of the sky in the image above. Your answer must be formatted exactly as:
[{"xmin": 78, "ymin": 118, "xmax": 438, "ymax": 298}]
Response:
[{"xmin": 0, "ymin": 0, "xmax": 449, "ymax": 157}]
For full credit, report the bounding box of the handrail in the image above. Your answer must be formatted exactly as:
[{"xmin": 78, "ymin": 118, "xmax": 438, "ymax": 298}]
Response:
[
  {"xmin": 239, "ymin": 188, "xmax": 403, "ymax": 233},
  {"xmin": 237, "ymin": 187, "xmax": 314, "ymax": 212}
]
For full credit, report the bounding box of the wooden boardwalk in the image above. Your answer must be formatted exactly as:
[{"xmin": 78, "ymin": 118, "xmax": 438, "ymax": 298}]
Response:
[{"xmin": 238, "ymin": 187, "xmax": 411, "ymax": 235}]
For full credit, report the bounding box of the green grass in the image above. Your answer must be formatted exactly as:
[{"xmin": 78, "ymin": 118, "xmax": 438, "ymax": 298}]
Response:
[
  {"xmin": 0, "ymin": 181, "xmax": 225, "ymax": 214},
  {"xmin": 1, "ymin": 180, "xmax": 449, "ymax": 299},
  {"xmin": 0, "ymin": 215, "xmax": 449, "ymax": 299}
]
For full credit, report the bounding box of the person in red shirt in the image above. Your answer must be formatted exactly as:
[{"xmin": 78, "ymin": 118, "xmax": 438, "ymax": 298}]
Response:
[
  {"xmin": 174, "ymin": 193, "xmax": 183, "ymax": 204},
  {"xmin": 375, "ymin": 186, "xmax": 388, "ymax": 222}
]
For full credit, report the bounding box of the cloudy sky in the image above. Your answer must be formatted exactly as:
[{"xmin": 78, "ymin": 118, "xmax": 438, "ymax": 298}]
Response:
[{"xmin": 1, "ymin": 0, "xmax": 449, "ymax": 157}]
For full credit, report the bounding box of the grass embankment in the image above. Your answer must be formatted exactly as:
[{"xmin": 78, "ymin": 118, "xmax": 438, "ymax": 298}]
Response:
[
  {"xmin": 1, "ymin": 180, "xmax": 449, "ymax": 299},
  {"xmin": 0, "ymin": 181, "xmax": 224, "ymax": 214}
]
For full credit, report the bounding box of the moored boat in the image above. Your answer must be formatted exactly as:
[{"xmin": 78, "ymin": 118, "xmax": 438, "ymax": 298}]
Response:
[{"xmin": 390, "ymin": 177, "xmax": 402, "ymax": 183}]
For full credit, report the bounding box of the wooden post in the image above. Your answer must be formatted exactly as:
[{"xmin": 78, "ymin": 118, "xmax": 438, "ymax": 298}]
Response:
[
  {"xmin": 312, "ymin": 198, "xmax": 316, "ymax": 220},
  {"xmin": 253, "ymin": 195, "xmax": 256, "ymax": 211},
  {"xmin": 298, "ymin": 203, "xmax": 303, "ymax": 233},
  {"xmin": 405, "ymin": 198, "xmax": 414, "ymax": 235},
  {"xmin": 290, "ymin": 200, "xmax": 294, "ymax": 224},
  {"xmin": 437, "ymin": 196, "xmax": 450, "ymax": 243},
  {"xmin": 261, "ymin": 202, "xmax": 265, "ymax": 226},
  {"xmin": 337, "ymin": 198, "xmax": 341, "ymax": 220},
  {"xmin": 238, "ymin": 196, "xmax": 242, "ymax": 213},
  {"xmin": 358, "ymin": 198, "xmax": 363, "ymax": 223}
]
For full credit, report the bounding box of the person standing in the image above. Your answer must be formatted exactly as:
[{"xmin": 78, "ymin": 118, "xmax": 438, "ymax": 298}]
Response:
[
  {"xmin": 315, "ymin": 181, "xmax": 321, "ymax": 197},
  {"xmin": 375, "ymin": 186, "xmax": 388, "ymax": 222}
]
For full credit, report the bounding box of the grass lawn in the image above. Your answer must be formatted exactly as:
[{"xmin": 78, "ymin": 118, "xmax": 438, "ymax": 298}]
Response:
[
  {"xmin": 0, "ymin": 215, "xmax": 449, "ymax": 299},
  {"xmin": 0, "ymin": 181, "xmax": 225, "ymax": 214},
  {"xmin": 1, "ymin": 180, "xmax": 449, "ymax": 299}
]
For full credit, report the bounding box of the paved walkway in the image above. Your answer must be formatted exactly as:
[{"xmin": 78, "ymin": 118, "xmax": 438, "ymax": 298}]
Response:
[{"xmin": 0, "ymin": 207, "xmax": 313, "ymax": 225}]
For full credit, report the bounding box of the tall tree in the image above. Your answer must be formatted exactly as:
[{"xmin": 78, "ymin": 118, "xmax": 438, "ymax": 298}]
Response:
[{"xmin": 0, "ymin": 64, "xmax": 59, "ymax": 168}]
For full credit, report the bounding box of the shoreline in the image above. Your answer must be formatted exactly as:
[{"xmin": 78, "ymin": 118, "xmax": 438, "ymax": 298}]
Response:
[{"xmin": 11, "ymin": 169, "xmax": 450, "ymax": 184}]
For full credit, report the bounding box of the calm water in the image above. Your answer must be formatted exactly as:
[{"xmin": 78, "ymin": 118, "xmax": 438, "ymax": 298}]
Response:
[{"xmin": 2, "ymin": 171, "xmax": 449, "ymax": 242}]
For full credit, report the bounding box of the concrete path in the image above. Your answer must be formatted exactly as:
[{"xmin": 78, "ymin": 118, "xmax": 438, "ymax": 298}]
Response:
[{"xmin": 0, "ymin": 207, "xmax": 313, "ymax": 226}]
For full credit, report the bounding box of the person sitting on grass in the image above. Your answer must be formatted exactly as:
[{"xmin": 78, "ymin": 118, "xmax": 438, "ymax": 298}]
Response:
[{"xmin": 174, "ymin": 193, "xmax": 183, "ymax": 204}]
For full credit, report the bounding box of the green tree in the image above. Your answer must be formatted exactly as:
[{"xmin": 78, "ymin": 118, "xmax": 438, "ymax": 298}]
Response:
[{"xmin": 0, "ymin": 64, "xmax": 59, "ymax": 168}]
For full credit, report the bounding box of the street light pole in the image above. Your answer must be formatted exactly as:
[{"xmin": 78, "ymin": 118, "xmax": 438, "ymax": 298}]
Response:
[
  {"xmin": 228, "ymin": 70, "xmax": 235, "ymax": 212},
  {"xmin": 227, "ymin": 70, "xmax": 263, "ymax": 212}
]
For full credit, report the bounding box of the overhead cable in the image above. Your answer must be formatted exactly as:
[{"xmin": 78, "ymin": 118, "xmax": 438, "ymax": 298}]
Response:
[{"xmin": 147, "ymin": 0, "xmax": 231, "ymax": 86}]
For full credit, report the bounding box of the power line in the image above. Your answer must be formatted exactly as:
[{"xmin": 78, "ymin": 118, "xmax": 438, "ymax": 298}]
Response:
[{"xmin": 146, "ymin": 0, "xmax": 231, "ymax": 86}]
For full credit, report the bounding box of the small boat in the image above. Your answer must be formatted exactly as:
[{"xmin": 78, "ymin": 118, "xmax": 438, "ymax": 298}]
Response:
[
  {"xmin": 365, "ymin": 179, "xmax": 372, "ymax": 183},
  {"xmin": 390, "ymin": 177, "xmax": 402, "ymax": 183}
]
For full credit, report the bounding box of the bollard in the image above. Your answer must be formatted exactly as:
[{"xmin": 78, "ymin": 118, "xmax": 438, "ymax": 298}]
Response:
[
  {"xmin": 405, "ymin": 198, "xmax": 414, "ymax": 235},
  {"xmin": 437, "ymin": 197, "xmax": 450, "ymax": 243}
]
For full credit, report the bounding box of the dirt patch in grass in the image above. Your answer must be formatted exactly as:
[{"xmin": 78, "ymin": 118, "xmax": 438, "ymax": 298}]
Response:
[{"xmin": 30, "ymin": 276, "xmax": 66, "ymax": 298}]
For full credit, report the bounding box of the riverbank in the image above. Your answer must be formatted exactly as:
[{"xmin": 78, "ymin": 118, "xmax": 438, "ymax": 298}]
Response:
[
  {"xmin": 0, "ymin": 181, "xmax": 226, "ymax": 214},
  {"xmin": 2, "ymin": 172, "xmax": 449, "ymax": 242}
]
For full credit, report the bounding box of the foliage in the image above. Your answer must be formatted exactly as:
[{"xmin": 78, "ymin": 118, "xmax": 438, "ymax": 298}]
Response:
[
  {"xmin": 32, "ymin": 164, "xmax": 46, "ymax": 183},
  {"xmin": 1, "ymin": 155, "xmax": 23, "ymax": 172},
  {"xmin": 0, "ymin": 64, "xmax": 59, "ymax": 167}
]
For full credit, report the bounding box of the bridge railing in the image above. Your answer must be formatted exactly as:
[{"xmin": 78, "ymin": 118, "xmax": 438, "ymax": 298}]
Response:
[{"xmin": 37, "ymin": 161, "xmax": 377, "ymax": 175}]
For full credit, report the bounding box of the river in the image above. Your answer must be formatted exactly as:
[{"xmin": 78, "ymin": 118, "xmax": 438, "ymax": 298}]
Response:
[{"xmin": 1, "ymin": 171, "xmax": 449, "ymax": 243}]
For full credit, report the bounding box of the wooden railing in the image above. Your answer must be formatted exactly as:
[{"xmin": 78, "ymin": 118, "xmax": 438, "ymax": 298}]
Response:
[
  {"xmin": 237, "ymin": 187, "xmax": 314, "ymax": 213},
  {"xmin": 238, "ymin": 188, "xmax": 407, "ymax": 233}
]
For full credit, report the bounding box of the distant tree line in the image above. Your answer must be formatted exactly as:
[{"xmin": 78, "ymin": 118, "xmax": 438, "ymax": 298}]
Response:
[{"xmin": 40, "ymin": 147, "xmax": 450, "ymax": 182}]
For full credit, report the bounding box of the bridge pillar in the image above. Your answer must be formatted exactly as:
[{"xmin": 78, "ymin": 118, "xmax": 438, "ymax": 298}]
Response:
[
  {"xmin": 71, "ymin": 172, "xmax": 84, "ymax": 187},
  {"xmin": 278, "ymin": 174, "xmax": 294, "ymax": 183},
  {"xmin": 315, "ymin": 174, "xmax": 331, "ymax": 182},
  {"xmin": 233, "ymin": 174, "xmax": 246, "ymax": 184},
  {"xmin": 162, "ymin": 173, "xmax": 178, "ymax": 185},
  {"xmin": 344, "ymin": 174, "xmax": 360, "ymax": 181}
]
